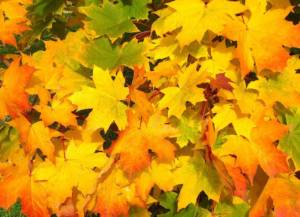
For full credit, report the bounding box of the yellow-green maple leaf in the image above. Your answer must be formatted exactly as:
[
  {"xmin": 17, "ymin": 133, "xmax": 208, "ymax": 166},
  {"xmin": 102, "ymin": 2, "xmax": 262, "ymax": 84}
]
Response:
[
  {"xmin": 69, "ymin": 66, "xmax": 129, "ymax": 131},
  {"xmin": 173, "ymin": 154, "xmax": 222, "ymax": 209},
  {"xmin": 170, "ymin": 110, "xmax": 201, "ymax": 148},
  {"xmin": 158, "ymin": 64, "xmax": 207, "ymax": 118},
  {"xmin": 248, "ymin": 56, "xmax": 300, "ymax": 108}
]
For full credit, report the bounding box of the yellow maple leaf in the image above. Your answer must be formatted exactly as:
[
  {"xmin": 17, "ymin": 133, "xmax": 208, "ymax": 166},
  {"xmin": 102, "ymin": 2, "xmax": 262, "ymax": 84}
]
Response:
[
  {"xmin": 212, "ymin": 104, "xmax": 237, "ymax": 131},
  {"xmin": 153, "ymin": 0, "xmax": 245, "ymax": 46},
  {"xmin": 173, "ymin": 154, "xmax": 223, "ymax": 209},
  {"xmin": 32, "ymin": 140, "xmax": 108, "ymax": 213},
  {"xmin": 37, "ymin": 98, "xmax": 77, "ymax": 127},
  {"xmin": 28, "ymin": 31, "xmax": 90, "ymax": 99},
  {"xmin": 26, "ymin": 121, "xmax": 58, "ymax": 161},
  {"xmin": 70, "ymin": 66, "xmax": 129, "ymax": 131}
]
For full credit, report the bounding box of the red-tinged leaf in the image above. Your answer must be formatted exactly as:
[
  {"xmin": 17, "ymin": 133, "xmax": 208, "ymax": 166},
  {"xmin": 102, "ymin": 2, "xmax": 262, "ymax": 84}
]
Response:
[{"xmin": 210, "ymin": 73, "xmax": 233, "ymax": 91}]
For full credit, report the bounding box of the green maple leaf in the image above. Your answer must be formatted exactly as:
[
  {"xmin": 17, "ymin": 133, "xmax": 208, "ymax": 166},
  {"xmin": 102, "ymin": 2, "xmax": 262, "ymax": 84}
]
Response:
[
  {"xmin": 81, "ymin": 37, "xmax": 144, "ymax": 69},
  {"xmin": 81, "ymin": 0, "xmax": 149, "ymax": 39},
  {"xmin": 0, "ymin": 199, "xmax": 26, "ymax": 217},
  {"xmin": 81, "ymin": 2, "xmax": 136, "ymax": 38},
  {"xmin": 214, "ymin": 201, "xmax": 249, "ymax": 217},
  {"xmin": 28, "ymin": 0, "xmax": 64, "ymax": 18},
  {"xmin": 170, "ymin": 110, "xmax": 201, "ymax": 148},
  {"xmin": 123, "ymin": 0, "xmax": 150, "ymax": 20},
  {"xmin": 279, "ymin": 110, "xmax": 300, "ymax": 169},
  {"xmin": 0, "ymin": 122, "xmax": 19, "ymax": 161},
  {"xmin": 158, "ymin": 192, "xmax": 177, "ymax": 217},
  {"xmin": 158, "ymin": 192, "xmax": 211, "ymax": 217}
]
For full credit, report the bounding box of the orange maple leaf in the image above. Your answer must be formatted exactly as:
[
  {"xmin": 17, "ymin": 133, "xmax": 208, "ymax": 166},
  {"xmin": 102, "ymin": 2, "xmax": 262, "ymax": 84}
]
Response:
[
  {"xmin": 250, "ymin": 176, "xmax": 300, "ymax": 217},
  {"xmin": 110, "ymin": 111, "xmax": 178, "ymax": 175},
  {"xmin": 0, "ymin": 14, "xmax": 29, "ymax": 46},
  {"xmin": 0, "ymin": 155, "xmax": 49, "ymax": 217},
  {"xmin": 223, "ymin": 7, "xmax": 300, "ymax": 75},
  {"xmin": 216, "ymin": 119, "xmax": 289, "ymax": 187},
  {"xmin": 129, "ymin": 66, "xmax": 154, "ymax": 123},
  {"xmin": 94, "ymin": 169, "xmax": 132, "ymax": 217},
  {"xmin": 0, "ymin": 58, "xmax": 34, "ymax": 118},
  {"xmin": 251, "ymin": 119, "xmax": 289, "ymax": 176}
]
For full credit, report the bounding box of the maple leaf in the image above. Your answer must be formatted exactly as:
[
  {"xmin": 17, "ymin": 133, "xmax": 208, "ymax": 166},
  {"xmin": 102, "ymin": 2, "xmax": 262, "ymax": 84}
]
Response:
[
  {"xmin": 158, "ymin": 64, "xmax": 207, "ymax": 118},
  {"xmin": 38, "ymin": 99, "xmax": 77, "ymax": 127},
  {"xmin": 215, "ymin": 200, "xmax": 249, "ymax": 217},
  {"xmin": 199, "ymin": 42, "xmax": 236, "ymax": 79},
  {"xmin": 157, "ymin": 191, "xmax": 209, "ymax": 217},
  {"xmin": 80, "ymin": 2, "xmax": 136, "ymax": 39},
  {"xmin": 232, "ymin": 117, "xmax": 256, "ymax": 140},
  {"xmin": 81, "ymin": 37, "xmax": 144, "ymax": 70},
  {"xmin": 26, "ymin": 121, "xmax": 58, "ymax": 161},
  {"xmin": 0, "ymin": 58, "xmax": 34, "ymax": 119},
  {"xmin": 0, "ymin": 199, "xmax": 26, "ymax": 217},
  {"xmin": 27, "ymin": 0, "xmax": 63, "ymax": 18},
  {"xmin": 279, "ymin": 110, "xmax": 300, "ymax": 169},
  {"xmin": 212, "ymin": 104, "xmax": 237, "ymax": 131},
  {"xmin": 0, "ymin": 122, "xmax": 19, "ymax": 161},
  {"xmin": 248, "ymin": 56, "xmax": 300, "ymax": 108},
  {"xmin": 94, "ymin": 168, "xmax": 132, "ymax": 217},
  {"xmin": 148, "ymin": 161, "xmax": 176, "ymax": 192},
  {"xmin": 123, "ymin": 0, "xmax": 150, "ymax": 20},
  {"xmin": 215, "ymin": 119, "xmax": 289, "ymax": 183},
  {"xmin": 215, "ymin": 135, "xmax": 258, "ymax": 183},
  {"xmin": 145, "ymin": 61, "xmax": 180, "ymax": 88},
  {"xmin": 170, "ymin": 110, "xmax": 201, "ymax": 148},
  {"xmin": 153, "ymin": 0, "xmax": 245, "ymax": 46},
  {"xmin": 70, "ymin": 66, "xmax": 129, "ymax": 131},
  {"xmin": 94, "ymin": 162, "xmax": 152, "ymax": 217},
  {"xmin": 110, "ymin": 111, "xmax": 178, "ymax": 175},
  {"xmin": 250, "ymin": 119, "xmax": 289, "ymax": 176},
  {"xmin": 250, "ymin": 176, "xmax": 300, "ymax": 217},
  {"xmin": 28, "ymin": 31, "xmax": 91, "ymax": 98},
  {"xmin": 173, "ymin": 154, "xmax": 223, "ymax": 209},
  {"xmin": 129, "ymin": 66, "xmax": 154, "ymax": 122},
  {"xmin": 0, "ymin": 1, "xmax": 30, "ymax": 46},
  {"xmin": 0, "ymin": 152, "xmax": 49, "ymax": 217},
  {"xmin": 210, "ymin": 73, "xmax": 233, "ymax": 91},
  {"xmin": 2, "ymin": 0, "xmax": 300, "ymax": 216},
  {"xmin": 0, "ymin": 0, "xmax": 29, "ymax": 20},
  {"xmin": 225, "ymin": 166, "xmax": 248, "ymax": 199},
  {"xmin": 223, "ymin": 0, "xmax": 300, "ymax": 75},
  {"xmin": 32, "ymin": 140, "xmax": 108, "ymax": 213}
]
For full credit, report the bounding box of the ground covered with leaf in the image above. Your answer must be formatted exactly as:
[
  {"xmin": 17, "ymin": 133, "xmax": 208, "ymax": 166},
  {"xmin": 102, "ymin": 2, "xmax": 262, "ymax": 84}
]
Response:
[{"xmin": 0, "ymin": 0, "xmax": 300, "ymax": 216}]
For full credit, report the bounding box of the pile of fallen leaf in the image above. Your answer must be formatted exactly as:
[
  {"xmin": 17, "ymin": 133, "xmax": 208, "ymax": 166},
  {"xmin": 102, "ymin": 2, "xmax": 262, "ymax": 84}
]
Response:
[{"xmin": 0, "ymin": 0, "xmax": 300, "ymax": 216}]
